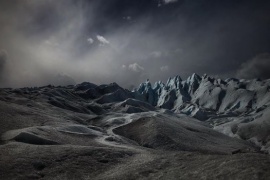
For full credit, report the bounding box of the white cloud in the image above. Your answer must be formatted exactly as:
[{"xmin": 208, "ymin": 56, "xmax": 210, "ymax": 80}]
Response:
[
  {"xmin": 163, "ymin": 0, "xmax": 178, "ymax": 4},
  {"xmin": 150, "ymin": 51, "xmax": 162, "ymax": 58},
  {"xmin": 122, "ymin": 64, "xmax": 127, "ymax": 69},
  {"xmin": 128, "ymin": 63, "xmax": 144, "ymax": 72},
  {"xmin": 87, "ymin": 38, "xmax": 94, "ymax": 44},
  {"xmin": 160, "ymin": 65, "xmax": 169, "ymax": 72},
  {"xmin": 96, "ymin": 35, "xmax": 110, "ymax": 45}
]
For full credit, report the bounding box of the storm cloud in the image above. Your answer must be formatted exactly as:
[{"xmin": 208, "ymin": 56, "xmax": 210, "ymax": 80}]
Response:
[{"xmin": 0, "ymin": 0, "xmax": 270, "ymax": 88}]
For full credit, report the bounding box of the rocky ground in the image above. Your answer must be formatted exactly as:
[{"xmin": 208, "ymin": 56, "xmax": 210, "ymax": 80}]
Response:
[{"xmin": 1, "ymin": 76, "xmax": 270, "ymax": 179}]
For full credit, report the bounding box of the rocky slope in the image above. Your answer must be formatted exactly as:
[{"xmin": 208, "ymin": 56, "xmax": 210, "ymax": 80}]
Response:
[
  {"xmin": 134, "ymin": 74, "xmax": 270, "ymax": 152},
  {"xmin": 0, "ymin": 76, "xmax": 270, "ymax": 179}
]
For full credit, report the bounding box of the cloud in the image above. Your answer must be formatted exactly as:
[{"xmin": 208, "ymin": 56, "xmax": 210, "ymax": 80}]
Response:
[
  {"xmin": 150, "ymin": 51, "xmax": 162, "ymax": 58},
  {"xmin": 128, "ymin": 63, "xmax": 144, "ymax": 72},
  {"xmin": 0, "ymin": 0, "xmax": 270, "ymax": 88},
  {"xmin": 236, "ymin": 53, "xmax": 270, "ymax": 79},
  {"xmin": 160, "ymin": 65, "xmax": 169, "ymax": 72},
  {"xmin": 96, "ymin": 35, "xmax": 110, "ymax": 45},
  {"xmin": 163, "ymin": 0, "xmax": 178, "ymax": 4},
  {"xmin": 87, "ymin": 38, "xmax": 94, "ymax": 44}
]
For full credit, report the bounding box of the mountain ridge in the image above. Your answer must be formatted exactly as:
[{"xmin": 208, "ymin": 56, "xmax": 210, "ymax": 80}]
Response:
[
  {"xmin": 1, "ymin": 74, "xmax": 270, "ymax": 179},
  {"xmin": 133, "ymin": 74, "xmax": 270, "ymax": 119}
]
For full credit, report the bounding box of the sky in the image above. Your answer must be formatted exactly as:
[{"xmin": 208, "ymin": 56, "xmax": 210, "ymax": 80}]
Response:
[{"xmin": 0, "ymin": 0, "xmax": 270, "ymax": 88}]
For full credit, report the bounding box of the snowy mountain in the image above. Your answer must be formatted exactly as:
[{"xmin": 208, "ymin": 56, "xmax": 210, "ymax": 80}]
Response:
[
  {"xmin": 134, "ymin": 74, "xmax": 270, "ymax": 117},
  {"xmin": 134, "ymin": 74, "xmax": 270, "ymax": 152}
]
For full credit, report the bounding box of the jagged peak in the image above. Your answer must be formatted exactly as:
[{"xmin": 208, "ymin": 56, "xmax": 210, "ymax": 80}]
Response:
[
  {"xmin": 153, "ymin": 81, "xmax": 164, "ymax": 89},
  {"xmin": 166, "ymin": 77, "xmax": 172, "ymax": 85},
  {"xmin": 137, "ymin": 79, "xmax": 152, "ymax": 93},
  {"xmin": 202, "ymin": 74, "xmax": 208, "ymax": 79},
  {"xmin": 191, "ymin": 73, "xmax": 201, "ymax": 79},
  {"xmin": 175, "ymin": 75, "xmax": 182, "ymax": 81},
  {"xmin": 136, "ymin": 73, "xmax": 268, "ymax": 94},
  {"xmin": 145, "ymin": 79, "xmax": 152, "ymax": 87},
  {"xmin": 187, "ymin": 73, "xmax": 201, "ymax": 84},
  {"xmin": 165, "ymin": 75, "xmax": 182, "ymax": 88}
]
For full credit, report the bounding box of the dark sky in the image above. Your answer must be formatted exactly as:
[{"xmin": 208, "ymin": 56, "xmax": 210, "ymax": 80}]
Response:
[{"xmin": 0, "ymin": 0, "xmax": 270, "ymax": 88}]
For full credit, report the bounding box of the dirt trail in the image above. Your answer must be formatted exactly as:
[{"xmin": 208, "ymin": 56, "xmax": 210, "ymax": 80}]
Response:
[
  {"xmin": 95, "ymin": 112, "xmax": 157, "ymax": 150},
  {"xmin": 94, "ymin": 112, "xmax": 159, "ymax": 179}
]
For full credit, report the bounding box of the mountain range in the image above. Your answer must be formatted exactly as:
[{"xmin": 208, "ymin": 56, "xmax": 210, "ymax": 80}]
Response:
[{"xmin": 1, "ymin": 74, "xmax": 270, "ymax": 179}]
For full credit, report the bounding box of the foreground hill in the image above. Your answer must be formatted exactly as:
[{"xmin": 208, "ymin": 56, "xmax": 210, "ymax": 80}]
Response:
[{"xmin": 0, "ymin": 76, "xmax": 270, "ymax": 179}]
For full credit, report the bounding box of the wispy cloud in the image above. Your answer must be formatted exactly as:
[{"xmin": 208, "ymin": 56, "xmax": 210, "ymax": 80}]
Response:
[
  {"xmin": 87, "ymin": 38, "xmax": 94, "ymax": 44},
  {"xmin": 96, "ymin": 35, "xmax": 110, "ymax": 45},
  {"xmin": 150, "ymin": 51, "xmax": 162, "ymax": 58},
  {"xmin": 128, "ymin": 63, "xmax": 144, "ymax": 72},
  {"xmin": 160, "ymin": 65, "xmax": 169, "ymax": 72},
  {"xmin": 163, "ymin": 0, "xmax": 178, "ymax": 4}
]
